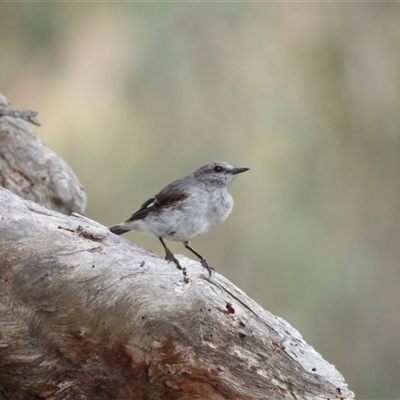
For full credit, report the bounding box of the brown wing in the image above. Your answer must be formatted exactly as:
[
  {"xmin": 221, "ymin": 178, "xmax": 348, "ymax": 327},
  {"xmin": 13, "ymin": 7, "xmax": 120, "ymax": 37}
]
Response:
[{"xmin": 126, "ymin": 190, "xmax": 190, "ymax": 222}]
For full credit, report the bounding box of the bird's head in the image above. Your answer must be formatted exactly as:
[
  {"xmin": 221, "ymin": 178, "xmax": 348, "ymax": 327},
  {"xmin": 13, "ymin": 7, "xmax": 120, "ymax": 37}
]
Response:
[{"xmin": 193, "ymin": 161, "xmax": 249, "ymax": 188}]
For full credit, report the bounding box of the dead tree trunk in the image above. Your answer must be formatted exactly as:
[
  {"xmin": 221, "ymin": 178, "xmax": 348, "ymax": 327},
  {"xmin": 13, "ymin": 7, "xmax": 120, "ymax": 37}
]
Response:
[
  {"xmin": 0, "ymin": 94, "xmax": 86, "ymax": 216},
  {"xmin": 0, "ymin": 96, "xmax": 354, "ymax": 399}
]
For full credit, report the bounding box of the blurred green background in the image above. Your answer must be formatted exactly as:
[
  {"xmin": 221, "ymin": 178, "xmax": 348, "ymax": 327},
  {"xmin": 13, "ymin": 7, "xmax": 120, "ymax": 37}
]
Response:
[{"xmin": 2, "ymin": 3, "xmax": 400, "ymax": 398}]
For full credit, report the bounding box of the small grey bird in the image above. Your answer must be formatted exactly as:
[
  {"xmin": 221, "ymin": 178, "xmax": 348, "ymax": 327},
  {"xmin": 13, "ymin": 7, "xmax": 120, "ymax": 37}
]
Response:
[{"xmin": 110, "ymin": 161, "xmax": 249, "ymax": 277}]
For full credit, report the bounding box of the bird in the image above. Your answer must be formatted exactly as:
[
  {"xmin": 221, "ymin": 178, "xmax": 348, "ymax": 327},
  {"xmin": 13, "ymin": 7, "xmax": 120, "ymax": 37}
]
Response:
[{"xmin": 109, "ymin": 161, "xmax": 249, "ymax": 277}]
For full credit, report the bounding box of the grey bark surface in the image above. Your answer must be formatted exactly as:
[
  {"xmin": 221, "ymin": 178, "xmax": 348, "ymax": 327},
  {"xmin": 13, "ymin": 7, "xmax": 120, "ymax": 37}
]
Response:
[
  {"xmin": 0, "ymin": 96, "xmax": 354, "ymax": 399},
  {"xmin": 0, "ymin": 97, "xmax": 86, "ymax": 215},
  {"xmin": 0, "ymin": 189, "xmax": 354, "ymax": 400}
]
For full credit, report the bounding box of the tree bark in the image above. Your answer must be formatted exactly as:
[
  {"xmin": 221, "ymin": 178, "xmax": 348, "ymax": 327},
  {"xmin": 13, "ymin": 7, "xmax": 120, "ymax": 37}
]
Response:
[
  {"xmin": 0, "ymin": 95, "xmax": 86, "ymax": 215},
  {"xmin": 0, "ymin": 97, "xmax": 354, "ymax": 399}
]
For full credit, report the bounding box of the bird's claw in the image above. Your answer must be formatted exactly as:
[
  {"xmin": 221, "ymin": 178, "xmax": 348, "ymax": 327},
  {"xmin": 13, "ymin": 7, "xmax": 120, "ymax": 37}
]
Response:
[
  {"xmin": 200, "ymin": 258, "xmax": 214, "ymax": 278},
  {"xmin": 165, "ymin": 251, "xmax": 182, "ymax": 270}
]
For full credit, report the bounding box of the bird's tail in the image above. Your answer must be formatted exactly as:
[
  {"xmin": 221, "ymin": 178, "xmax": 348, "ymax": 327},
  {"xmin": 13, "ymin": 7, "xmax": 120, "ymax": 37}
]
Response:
[{"xmin": 109, "ymin": 224, "xmax": 130, "ymax": 236}]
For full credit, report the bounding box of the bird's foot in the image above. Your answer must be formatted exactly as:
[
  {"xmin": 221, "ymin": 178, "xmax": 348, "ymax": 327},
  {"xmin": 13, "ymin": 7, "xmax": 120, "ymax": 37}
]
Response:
[
  {"xmin": 200, "ymin": 258, "xmax": 214, "ymax": 278},
  {"xmin": 165, "ymin": 249, "xmax": 189, "ymax": 283},
  {"xmin": 165, "ymin": 249, "xmax": 181, "ymax": 268},
  {"xmin": 182, "ymin": 242, "xmax": 214, "ymax": 278}
]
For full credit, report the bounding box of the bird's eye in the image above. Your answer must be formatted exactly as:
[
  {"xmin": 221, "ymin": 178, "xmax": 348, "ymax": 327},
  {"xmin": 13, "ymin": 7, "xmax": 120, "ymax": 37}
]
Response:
[{"xmin": 214, "ymin": 165, "xmax": 223, "ymax": 173}]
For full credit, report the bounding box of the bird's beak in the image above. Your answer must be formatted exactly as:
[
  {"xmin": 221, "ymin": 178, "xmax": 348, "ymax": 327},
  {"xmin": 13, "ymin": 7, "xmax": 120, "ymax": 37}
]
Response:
[{"xmin": 231, "ymin": 167, "xmax": 250, "ymax": 175}]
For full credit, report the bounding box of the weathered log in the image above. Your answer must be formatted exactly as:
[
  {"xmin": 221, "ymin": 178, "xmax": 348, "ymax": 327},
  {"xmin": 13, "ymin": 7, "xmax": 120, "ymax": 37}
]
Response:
[
  {"xmin": 0, "ymin": 188, "xmax": 353, "ymax": 399},
  {"xmin": 0, "ymin": 96, "xmax": 86, "ymax": 215},
  {"xmin": 0, "ymin": 95, "xmax": 354, "ymax": 399}
]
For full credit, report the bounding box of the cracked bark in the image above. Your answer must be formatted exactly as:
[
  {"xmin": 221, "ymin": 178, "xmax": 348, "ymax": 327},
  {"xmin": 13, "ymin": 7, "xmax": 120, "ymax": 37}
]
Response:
[
  {"xmin": 0, "ymin": 95, "xmax": 354, "ymax": 399},
  {"xmin": 0, "ymin": 96, "xmax": 86, "ymax": 215}
]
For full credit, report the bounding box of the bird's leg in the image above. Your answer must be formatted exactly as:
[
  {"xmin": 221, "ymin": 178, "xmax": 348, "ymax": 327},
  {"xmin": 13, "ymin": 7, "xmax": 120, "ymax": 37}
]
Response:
[
  {"xmin": 158, "ymin": 237, "xmax": 188, "ymax": 282},
  {"xmin": 183, "ymin": 241, "xmax": 214, "ymax": 278},
  {"xmin": 158, "ymin": 237, "xmax": 181, "ymax": 267}
]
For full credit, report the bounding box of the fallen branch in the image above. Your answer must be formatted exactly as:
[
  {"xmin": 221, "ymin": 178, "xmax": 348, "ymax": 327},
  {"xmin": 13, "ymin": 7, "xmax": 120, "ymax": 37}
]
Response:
[{"xmin": 0, "ymin": 95, "xmax": 354, "ymax": 399}]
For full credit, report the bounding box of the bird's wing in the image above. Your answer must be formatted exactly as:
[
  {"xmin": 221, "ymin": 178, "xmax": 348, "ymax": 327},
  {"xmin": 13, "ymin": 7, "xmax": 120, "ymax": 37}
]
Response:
[{"xmin": 126, "ymin": 190, "xmax": 190, "ymax": 222}]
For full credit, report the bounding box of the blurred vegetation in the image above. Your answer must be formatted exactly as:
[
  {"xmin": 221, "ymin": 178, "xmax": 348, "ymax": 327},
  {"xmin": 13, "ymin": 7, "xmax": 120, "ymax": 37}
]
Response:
[{"xmin": 2, "ymin": 3, "xmax": 400, "ymax": 398}]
